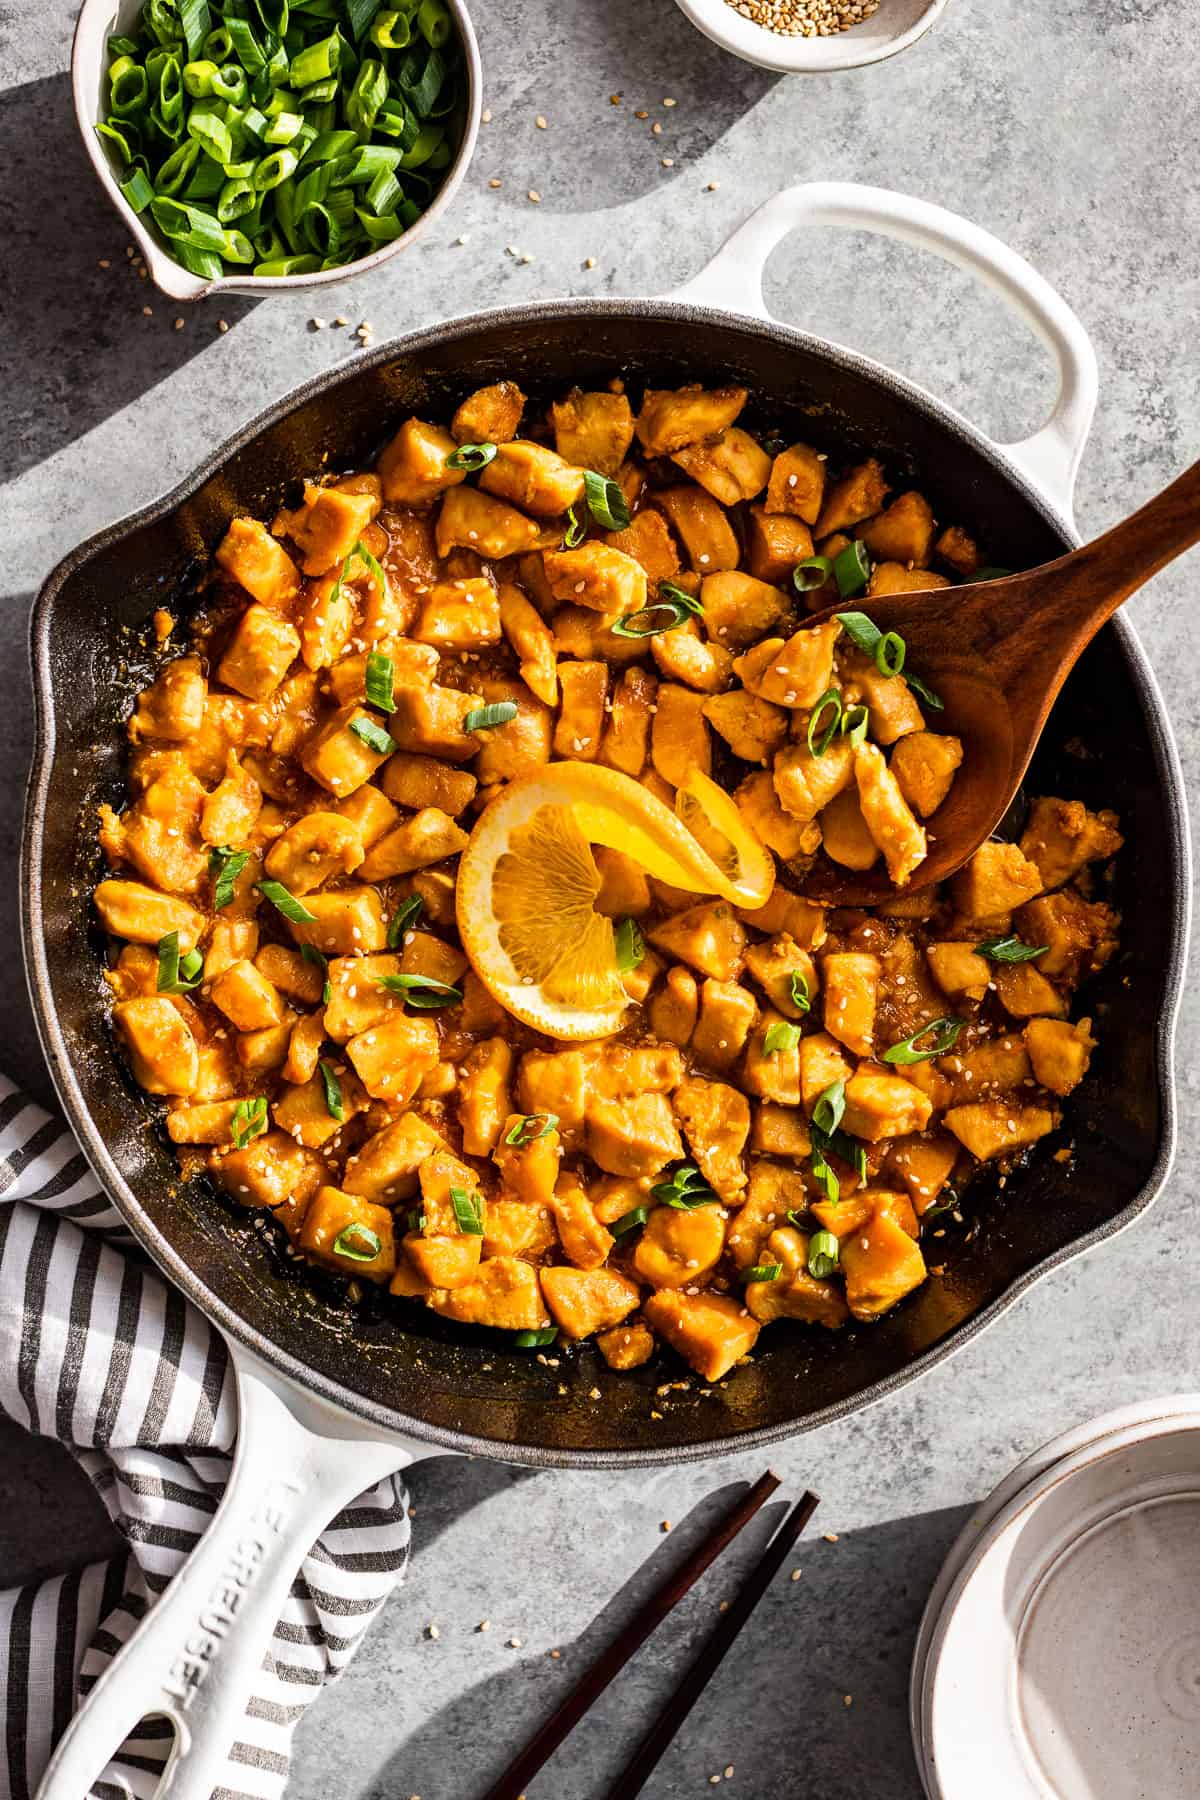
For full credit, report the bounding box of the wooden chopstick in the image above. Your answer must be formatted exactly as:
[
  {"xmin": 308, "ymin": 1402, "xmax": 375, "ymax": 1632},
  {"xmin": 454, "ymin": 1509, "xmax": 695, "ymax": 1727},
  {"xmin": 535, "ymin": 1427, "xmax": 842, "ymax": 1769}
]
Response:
[
  {"xmin": 479, "ymin": 1469, "xmax": 782, "ymax": 1800},
  {"xmin": 605, "ymin": 1490, "xmax": 822, "ymax": 1800}
]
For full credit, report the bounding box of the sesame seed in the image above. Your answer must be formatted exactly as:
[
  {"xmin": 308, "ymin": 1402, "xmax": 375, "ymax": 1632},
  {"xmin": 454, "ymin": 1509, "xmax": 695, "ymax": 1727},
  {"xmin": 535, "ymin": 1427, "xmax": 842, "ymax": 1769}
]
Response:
[
  {"xmin": 507, "ymin": 1636, "xmax": 522, "ymax": 1648},
  {"xmin": 535, "ymin": 115, "xmax": 548, "ymax": 129},
  {"xmin": 651, "ymin": 121, "xmax": 663, "ymax": 136},
  {"xmin": 528, "ymin": 189, "xmax": 541, "ymax": 203},
  {"xmin": 489, "ymin": 177, "xmax": 502, "ymax": 188},
  {"xmin": 477, "ymin": 1619, "xmax": 490, "ymax": 1631},
  {"xmin": 661, "ymin": 157, "xmax": 674, "ymax": 167},
  {"xmin": 664, "ymin": 97, "xmax": 677, "ymax": 106},
  {"xmin": 481, "ymin": 107, "xmax": 493, "ymax": 122},
  {"xmin": 174, "ymin": 317, "xmax": 185, "ymax": 331},
  {"xmin": 706, "ymin": 181, "xmax": 720, "ymax": 191},
  {"xmin": 584, "ymin": 256, "xmax": 596, "ymax": 269}
]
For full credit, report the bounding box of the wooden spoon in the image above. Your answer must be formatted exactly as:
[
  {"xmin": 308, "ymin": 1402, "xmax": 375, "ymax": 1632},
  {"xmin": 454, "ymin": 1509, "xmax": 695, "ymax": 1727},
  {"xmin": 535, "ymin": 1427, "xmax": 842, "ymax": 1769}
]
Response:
[{"xmin": 800, "ymin": 456, "xmax": 1200, "ymax": 906}]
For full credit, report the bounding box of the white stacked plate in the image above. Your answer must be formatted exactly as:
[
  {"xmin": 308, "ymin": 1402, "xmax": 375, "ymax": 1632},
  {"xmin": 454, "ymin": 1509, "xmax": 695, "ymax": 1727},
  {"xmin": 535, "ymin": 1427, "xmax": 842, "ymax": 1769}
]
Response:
[{"xmin": 911, "ymin": 1395, "xmax": 1200, "ymax": 1799}]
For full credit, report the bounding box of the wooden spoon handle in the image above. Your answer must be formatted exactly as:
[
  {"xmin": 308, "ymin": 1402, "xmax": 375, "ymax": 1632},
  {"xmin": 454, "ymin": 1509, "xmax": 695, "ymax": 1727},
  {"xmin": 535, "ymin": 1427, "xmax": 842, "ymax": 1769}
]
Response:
[
  {"xmin": 995, "ymin": 454, "xmax": 1200, "ymax": 684},
  {"xmin": 1074, "ymin": 453, "xmax": 1200, "ymax": 609}
]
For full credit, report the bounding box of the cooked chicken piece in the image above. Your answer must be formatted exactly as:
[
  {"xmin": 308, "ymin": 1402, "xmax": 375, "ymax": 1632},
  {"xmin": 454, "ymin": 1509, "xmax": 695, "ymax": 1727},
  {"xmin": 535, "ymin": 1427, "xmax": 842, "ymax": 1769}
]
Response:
[{"xmin": 673, "ymin": 1074, "xmax": 750, "ymax": 1201}]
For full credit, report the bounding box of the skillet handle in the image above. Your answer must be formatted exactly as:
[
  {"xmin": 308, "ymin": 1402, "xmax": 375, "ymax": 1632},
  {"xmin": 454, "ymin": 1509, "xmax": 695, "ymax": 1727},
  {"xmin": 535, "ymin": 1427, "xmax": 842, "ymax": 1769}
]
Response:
[
  {"xmin": 670, "ymin": 181, "xmax": 1098, "ymax": 525},
  {"xmin": 34, "ymin": 1339, "xmax": 432, "ymax": 1800}
]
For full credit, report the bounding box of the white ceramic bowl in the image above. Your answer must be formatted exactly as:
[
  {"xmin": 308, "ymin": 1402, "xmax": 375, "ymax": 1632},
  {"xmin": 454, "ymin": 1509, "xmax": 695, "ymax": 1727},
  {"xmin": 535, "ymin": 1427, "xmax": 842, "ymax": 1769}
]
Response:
[
  {"xmin": 914, "ymin": 1398, "xmax": 1200, "ymax": 1800},
  {"xmin": 672, "ymin": 0, "xmax": 950, "ymax": 74},
  {"xmin": 71, "ymin": 0, "xmax": 481, "ymax": 301}
]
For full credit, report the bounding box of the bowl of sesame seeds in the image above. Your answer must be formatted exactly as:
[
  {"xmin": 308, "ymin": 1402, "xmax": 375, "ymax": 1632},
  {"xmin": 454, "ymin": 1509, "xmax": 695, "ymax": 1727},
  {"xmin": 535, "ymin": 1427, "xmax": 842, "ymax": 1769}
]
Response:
[{"xmin": 671, "ymin": 0, "xmax": 950, "ymax": 73}]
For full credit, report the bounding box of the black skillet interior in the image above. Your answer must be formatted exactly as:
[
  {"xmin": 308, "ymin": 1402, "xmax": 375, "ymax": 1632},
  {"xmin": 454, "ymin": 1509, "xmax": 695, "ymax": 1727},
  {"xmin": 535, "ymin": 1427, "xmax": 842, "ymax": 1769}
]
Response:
[{"xmin": 24, "ymin": 306, "xmax": 1183, "ymax": 1463}]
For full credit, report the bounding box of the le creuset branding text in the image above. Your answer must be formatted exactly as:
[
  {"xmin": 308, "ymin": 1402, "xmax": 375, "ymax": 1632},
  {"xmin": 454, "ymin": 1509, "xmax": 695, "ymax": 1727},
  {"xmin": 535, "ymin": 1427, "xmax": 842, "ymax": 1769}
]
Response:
[{"xmin": 161, "ymin": 1479, "xmax": 301, "ymax": 1710}]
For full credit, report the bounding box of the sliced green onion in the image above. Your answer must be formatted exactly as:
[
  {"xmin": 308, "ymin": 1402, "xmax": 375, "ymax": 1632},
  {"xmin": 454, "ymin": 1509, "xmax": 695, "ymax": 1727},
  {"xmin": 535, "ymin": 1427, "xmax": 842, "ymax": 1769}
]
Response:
[
  {"xmin": 875, "ymin": 631, "xmax": 906, "ymax": 677},
  {"xmin": 264, "ymin": 108, "xmax": 304, "ymax": 144},
  {"xmin": 211, "ymin": 64, "xmax": 249, "ymax": 106},
  {"xmin": 563, "ymin": 503, "xmax": 587, "ymax": 549},
  {"xmin": 745, "ymin": 1262, "xmax": 782, "ymax": 1283},
  {"xmin": 807, "ymin": 1230, "xmax": 840, "ymax": 1280},
  {"xmin": 810, "ymin": 1139, "xmax": 839, "ymax": 1205},
  {"xmin": 121, "ymin": 168, "xmax": 156, "ymax": 212},
  {"xmin": 610, "ymin": 600, "xmax": 694, "ymax": 640},
  {"xmin": 793, "ymin": 554, "xmax": 833, "ymax": 594},
  {"xmin": 406, "ymin": 1205, "xmax": 426, "ymax": 1236},
  {"xmin": 789, "ymin": 970, "xmax": 811, "ymax": 1014},
  {"xmin": 882, "ymin": 1017, "xmax": 964, "ymax": 1065},
  {"xmin": 318, "ymin": 1058, "xmax": 344, "ymax": 1121},
  {"xmin": 371, "ymin": 9, "xmax": 412, "ymax": 50},
  {"xmin": 610, "ymin": 1205, "xmax": 649, "ymax": 1238},
  {"xmin": 904, "ymin": 671, "xmax": 944, "ymax": 712},
  {"xmin": 763, "ymin": 1020, "xmax": 802, "ymax": 1056},
  {"xmin": 253, "ymin": 254, "xmax": 323, "ymax": 276},
  {"xmin": 582, "ymin": 469, "xmax": 631, "ymax": 532},
  {"xmin": 365, "ymin": 651, "xmax": 396, "ymax": 713},
  {"xmin": 976, "ymin": 936, "xmax": 1048, "ymax": 963},
  {"xmin": 650, "ymin": 1164, "xmax": 716, "ymax": 1209},
  {"xmin": 189, "ymin": 110, "xmax": 234, "ymax": 166},
  {"xmin": 288, "ymin": 30, "xmax": 342, "ymax": 89},
  {"xmin": 253, "ymin": 147, "xmax": 300, "ymax": 190},
  {"xmin": 464, "ymin": 702, "xmax": 518, "ymax": 732},
  {"xmin": 975, "ymin": 566, "xmax": 1012, "ymax": 582},
  {"xmin": 156, "ymin": 931, "xmax": 204, "ymax": 994},
  {"xmin": 376, "ymin": 972, "xmax": 462, "ymax": 1009},
  {"xmin": 504, "ymin": 1113, "xmax": 559, "ymax": 1148},
  {"xmin": 209, "ymin": 845, "xmax": 250, "ymax": 909},
  {"xmin": 179, "ymin": 0, "xmax": 213, "ymax": 60},
  {"xmin": 231, "ymin": 1096, "xmax": 268, "ymax": 1149},
  {"xmin": 348, "ymin": 714, "xmax": 398, "ymax": 755},
  {"xmin": 842, "ymin": 703, "xmax": 870, "ymax": 748},
  {"xmin": 332, "ymin": 1223, "xmax": 383, "ymax": 1262},
  {"xmin": 301, "ymin": 943, "xmax": 332, "ymax": 1004},
  {"xmin": 450, "ymin": 1185, "xmax": 484, "ymax": 1235},
  {"xmin": 445, "ymin": 441, "xmax": 497, "ymax": 471},
  {"xmin": 835, "ymin": 609, "xmax": 882, "ymax": 656},
  {"xmin": 812, "ymin": 1079, "xmax": 846, "ymax": 1138},
  {"xmin": 614, "ymin": 916, "xmax": 645, "ymax": 973},
  {"xmin": 807, "ymin": 686, "xmax": 842, "ymax": 757},
  {"xmin": 418, "ymin": 0, "xmax": 452, "ymax": 47},
  {"xmin": 386, "ymin": 894, "xmax": 424, "ymax": 949},
  {"xmin": 658, "ymin": 579, "xmax": 704, "ymax": 616},
  {"xmin": 256, "ymin": 879, "xmax": 318, "ymax": 925},
  {"xmin": 150, "ymin": 194, "xmax": 226, "ymax": 253},
  {"xmin": 834, "ymin": 540, "xmax": 871, "ymax": 598},
  {"xmin": 513, "ymin": 1326, "xmax": 559, "ymax": 1348}
]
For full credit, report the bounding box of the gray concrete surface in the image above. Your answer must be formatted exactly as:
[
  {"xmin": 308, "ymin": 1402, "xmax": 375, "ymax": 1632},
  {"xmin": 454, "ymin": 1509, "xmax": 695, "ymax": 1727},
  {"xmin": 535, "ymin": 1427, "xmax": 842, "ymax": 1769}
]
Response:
[{"xmin": 1, "ymin": 0, "xmax": 1198, "ymax": 1793}]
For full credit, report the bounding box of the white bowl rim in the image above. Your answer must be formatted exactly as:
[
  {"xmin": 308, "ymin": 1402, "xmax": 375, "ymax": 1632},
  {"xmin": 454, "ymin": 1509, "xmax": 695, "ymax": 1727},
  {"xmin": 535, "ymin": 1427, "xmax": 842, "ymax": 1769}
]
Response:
[
  {"xmin": 914, "ymin": 1404, "xmax": 1200, "ymax": 1799},
  {"xmin": 911, "ymin": 1393, "xmax": 1200, "ymax": 1788},
  {"xmin": 670, "ymin": 0, "xmax": 951, "ymax": 75},
  {"xmin": 70, "ymin": 0, "xmax": 482, "ymax": 299}
]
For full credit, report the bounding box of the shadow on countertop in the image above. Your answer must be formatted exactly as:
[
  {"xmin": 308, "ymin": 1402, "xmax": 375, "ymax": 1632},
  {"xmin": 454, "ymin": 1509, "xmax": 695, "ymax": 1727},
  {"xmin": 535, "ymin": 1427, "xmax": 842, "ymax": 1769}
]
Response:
[
  {"xmin": 0, "ymin": 74, "xmax": 255, "ymax": 485},
  {"xmin": 354, "ymin": 1479, "xmax": 968, "ymax": 1800}
]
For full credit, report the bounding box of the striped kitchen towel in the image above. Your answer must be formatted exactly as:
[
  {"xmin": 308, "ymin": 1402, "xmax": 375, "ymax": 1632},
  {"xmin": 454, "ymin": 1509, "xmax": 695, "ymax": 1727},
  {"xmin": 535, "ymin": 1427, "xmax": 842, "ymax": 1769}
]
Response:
[{"xmin": 0, "ymin": 1073, "xmax": 412, "ymax": 1800}]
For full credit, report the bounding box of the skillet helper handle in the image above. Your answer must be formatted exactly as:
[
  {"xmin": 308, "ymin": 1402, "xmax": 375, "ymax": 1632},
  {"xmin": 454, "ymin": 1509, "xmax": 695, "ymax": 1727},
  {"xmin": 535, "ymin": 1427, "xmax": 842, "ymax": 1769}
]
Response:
[
  {"xmin": 671, "ymin": 181, "xmax": 1098, "ymax": 522},
  {"xmin": 35, "ymin": 1342, "xmax": 425, "ymax": 1800}
]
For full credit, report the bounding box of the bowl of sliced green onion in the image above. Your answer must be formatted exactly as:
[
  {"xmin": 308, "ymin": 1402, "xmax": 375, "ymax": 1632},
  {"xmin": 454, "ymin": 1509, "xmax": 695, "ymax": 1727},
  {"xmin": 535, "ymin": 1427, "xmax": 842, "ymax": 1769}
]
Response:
[{"xmin": 73, "ymin": 0, "xmax": 481, "ymax": 298}]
